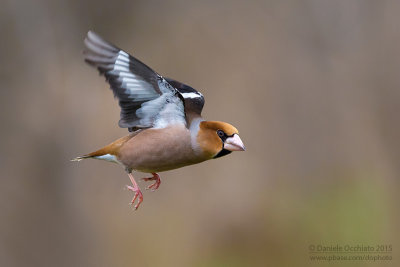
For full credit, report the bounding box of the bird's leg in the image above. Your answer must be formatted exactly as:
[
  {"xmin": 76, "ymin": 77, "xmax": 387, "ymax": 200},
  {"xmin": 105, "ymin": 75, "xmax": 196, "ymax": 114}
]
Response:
[
  {"xmin": 141, "ymin": 173, "xmax": 161, "ymax": 191},
  {"xmin": 126, "ymin": 172, "xmax": 143, "ymax": 210}
]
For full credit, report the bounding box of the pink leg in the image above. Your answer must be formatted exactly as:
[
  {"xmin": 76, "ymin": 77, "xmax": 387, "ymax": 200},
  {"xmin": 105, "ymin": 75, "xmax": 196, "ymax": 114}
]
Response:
[
  {"xmin": 141, "ymin": 173, "xmax": 161, "ymax": 191},
  {"xmin": 126, "ymin": 173, "xmax": 143, "ymax": 210}
]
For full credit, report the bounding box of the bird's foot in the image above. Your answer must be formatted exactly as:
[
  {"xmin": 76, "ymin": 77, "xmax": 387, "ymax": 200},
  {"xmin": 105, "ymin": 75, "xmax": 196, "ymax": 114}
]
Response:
[
  {"xmin": 126, "ymin": 185, "xmax": 143, "ymax": 210},
  {"xmin": 141, "ymin": 173, "xmax": 161, "ymax": 191},
  {"xmin": 126, "ymin": 172, "xmax": 143, "ymax": 210}
]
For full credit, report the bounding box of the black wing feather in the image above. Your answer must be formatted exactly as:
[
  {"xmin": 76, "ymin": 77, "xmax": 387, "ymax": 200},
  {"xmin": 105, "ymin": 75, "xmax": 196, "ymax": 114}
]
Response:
[
  {"xmin": 165, "ymin": 78, "xmax": 205, "ymax": 116},
  {"xmin": 84, "ymin": 31, "xmax": 185, "ymax": 129}
]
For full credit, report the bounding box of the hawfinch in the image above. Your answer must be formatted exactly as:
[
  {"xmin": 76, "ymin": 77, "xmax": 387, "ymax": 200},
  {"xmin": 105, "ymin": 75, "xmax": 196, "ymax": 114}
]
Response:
[{"xmin": 73, "ymin": 31, "xmax": 245, "ymax": 209}]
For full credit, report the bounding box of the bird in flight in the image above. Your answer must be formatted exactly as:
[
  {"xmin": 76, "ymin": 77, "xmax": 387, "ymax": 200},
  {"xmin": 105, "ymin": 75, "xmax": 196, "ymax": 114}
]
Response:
[{"xmin": 72, "ymin": 31, "xmax": 245, "ymax": 210}]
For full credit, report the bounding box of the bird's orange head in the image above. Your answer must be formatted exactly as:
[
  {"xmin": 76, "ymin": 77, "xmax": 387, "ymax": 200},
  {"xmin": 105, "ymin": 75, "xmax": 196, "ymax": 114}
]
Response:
[{"xmin": 197, "ymin": 121, "xmax": 245, "ymax": 159}]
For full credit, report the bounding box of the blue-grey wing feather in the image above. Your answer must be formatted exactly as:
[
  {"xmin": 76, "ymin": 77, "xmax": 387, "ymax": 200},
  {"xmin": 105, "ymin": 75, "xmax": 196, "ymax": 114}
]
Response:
[{"xmin": 83, "ymin": 31, "xmax": 186, "ymax": 130}]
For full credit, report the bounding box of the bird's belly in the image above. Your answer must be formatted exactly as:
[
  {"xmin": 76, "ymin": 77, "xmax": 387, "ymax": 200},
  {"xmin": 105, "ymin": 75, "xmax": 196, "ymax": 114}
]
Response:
[
  {"xmin": 135, "ymin": 154, "xmax": 203, "ymax": 173},
  {"xmin": 130, "ymin": 146, "xmax": 202, "ymax": 172},
  {"xmin": 118, "ymin": 127, "xmax": 205, "ymax": 173}
]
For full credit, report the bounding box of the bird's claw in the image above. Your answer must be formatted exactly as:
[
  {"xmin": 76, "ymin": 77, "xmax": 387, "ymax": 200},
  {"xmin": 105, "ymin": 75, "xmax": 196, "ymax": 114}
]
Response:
[
  {"xmin": 141, "ymin": 173, "xmax": 161, "ymax": 191},
  {"xmin": 126, "ymin": 185, "xmax": 143, "ymax": 210}
]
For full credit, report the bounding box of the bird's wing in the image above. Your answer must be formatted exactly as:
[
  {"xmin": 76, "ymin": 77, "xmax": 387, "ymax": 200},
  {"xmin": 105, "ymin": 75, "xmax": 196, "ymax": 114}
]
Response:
[
  {"xmin": 84, "ymin": 31, "xmax": 186, "ymax": 131},
  {"xmin": 165, "ymin": 78, "xmax": 205, "ymax": 122}
]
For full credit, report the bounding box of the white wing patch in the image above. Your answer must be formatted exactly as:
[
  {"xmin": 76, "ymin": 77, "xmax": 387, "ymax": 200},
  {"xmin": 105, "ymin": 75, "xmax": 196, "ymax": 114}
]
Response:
[
  {"xmin": 180, "ymin": 92, "xmax": 203, "ymax": 99},
  {"xmin": 136, "ymin": 92, "xmax": 186, "ymax": 128},
  {"xmin": 153, "ymin": 99, "xmax": 186, "ymax": 128}
]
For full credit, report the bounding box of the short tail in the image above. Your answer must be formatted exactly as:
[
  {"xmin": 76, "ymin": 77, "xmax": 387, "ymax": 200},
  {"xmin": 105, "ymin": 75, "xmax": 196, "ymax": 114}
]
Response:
[
  {"xmin": 71, "ymin": 135, "xmax": 134, "ymax": 163},
  {"xmin": 71, "ymin": 155, "xmax": 92, "ymax": 162},
  {"xmin": 71, "ymin": 145, "xmax": 115, "ymax": 162}
]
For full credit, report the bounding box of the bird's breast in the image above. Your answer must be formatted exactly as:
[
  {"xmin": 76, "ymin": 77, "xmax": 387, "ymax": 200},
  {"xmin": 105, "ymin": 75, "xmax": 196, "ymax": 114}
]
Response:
[{"xmin": 118, "ymin": 125, "xmax": 207, "ymax": 172}]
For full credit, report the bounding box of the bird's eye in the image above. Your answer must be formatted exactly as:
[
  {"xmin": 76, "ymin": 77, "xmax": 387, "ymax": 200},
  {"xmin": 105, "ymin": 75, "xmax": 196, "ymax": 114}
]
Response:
[{"xmin": 217, "ymin": 130, "xmax": 225, "ymax": 137}]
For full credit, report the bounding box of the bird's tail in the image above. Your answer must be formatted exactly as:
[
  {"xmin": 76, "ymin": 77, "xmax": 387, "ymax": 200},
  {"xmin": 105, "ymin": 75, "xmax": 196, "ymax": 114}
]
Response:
[
  {"xmin": 71, "ymin": 141, "xmax": 123, "ymax": 162},
  {"xmin": 71, "ymin": 134, "xmax": 134, "ymax": 163},
  {"xmin": 71, "ymin": 155, "xmax": 92, "ymax": 162},
  {"xmin": 71, "ymin": 149, "xmax": 106, "ymax": 162}
]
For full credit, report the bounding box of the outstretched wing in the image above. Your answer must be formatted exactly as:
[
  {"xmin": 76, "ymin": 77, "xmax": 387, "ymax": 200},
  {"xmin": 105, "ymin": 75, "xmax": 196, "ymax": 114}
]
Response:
[
  {"xmin": 165, "ymin": 78, "xmax": 205, "ymax": 119},
  {"xmin": 83, "ymin": 31, "xmax": 186, "ymax": 130}
]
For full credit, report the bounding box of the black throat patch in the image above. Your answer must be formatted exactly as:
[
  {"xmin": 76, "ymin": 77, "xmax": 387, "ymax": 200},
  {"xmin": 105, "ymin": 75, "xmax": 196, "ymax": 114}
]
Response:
[{"xmin": 214, "ymin": 149, "xmax": 232, "ymax": 159}]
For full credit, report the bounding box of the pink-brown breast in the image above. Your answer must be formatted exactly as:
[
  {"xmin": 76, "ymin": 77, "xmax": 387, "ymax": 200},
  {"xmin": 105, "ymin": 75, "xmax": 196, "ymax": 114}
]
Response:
[{"xmin": 117, "ymin": 125, "xmax": 207, "ymax": 173}]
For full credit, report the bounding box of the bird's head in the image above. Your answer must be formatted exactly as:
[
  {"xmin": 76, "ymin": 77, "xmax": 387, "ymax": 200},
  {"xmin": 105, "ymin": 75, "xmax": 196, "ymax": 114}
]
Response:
[{"xmin": 197, "ymin": 121, "xmax": 245, "ymax": 159}]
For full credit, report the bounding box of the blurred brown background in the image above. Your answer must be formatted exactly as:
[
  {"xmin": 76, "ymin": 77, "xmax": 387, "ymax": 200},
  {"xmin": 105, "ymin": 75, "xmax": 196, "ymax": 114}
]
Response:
[{"xmin": 1, "ymin": 0, "xmax": 399, "ymax": 266}]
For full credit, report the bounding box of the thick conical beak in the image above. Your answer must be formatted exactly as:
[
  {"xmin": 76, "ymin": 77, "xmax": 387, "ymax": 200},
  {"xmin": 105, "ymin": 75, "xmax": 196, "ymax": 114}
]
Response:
[{"xmin": 224, "ymin": 134, "xmax": 245, "ymax": 151}]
